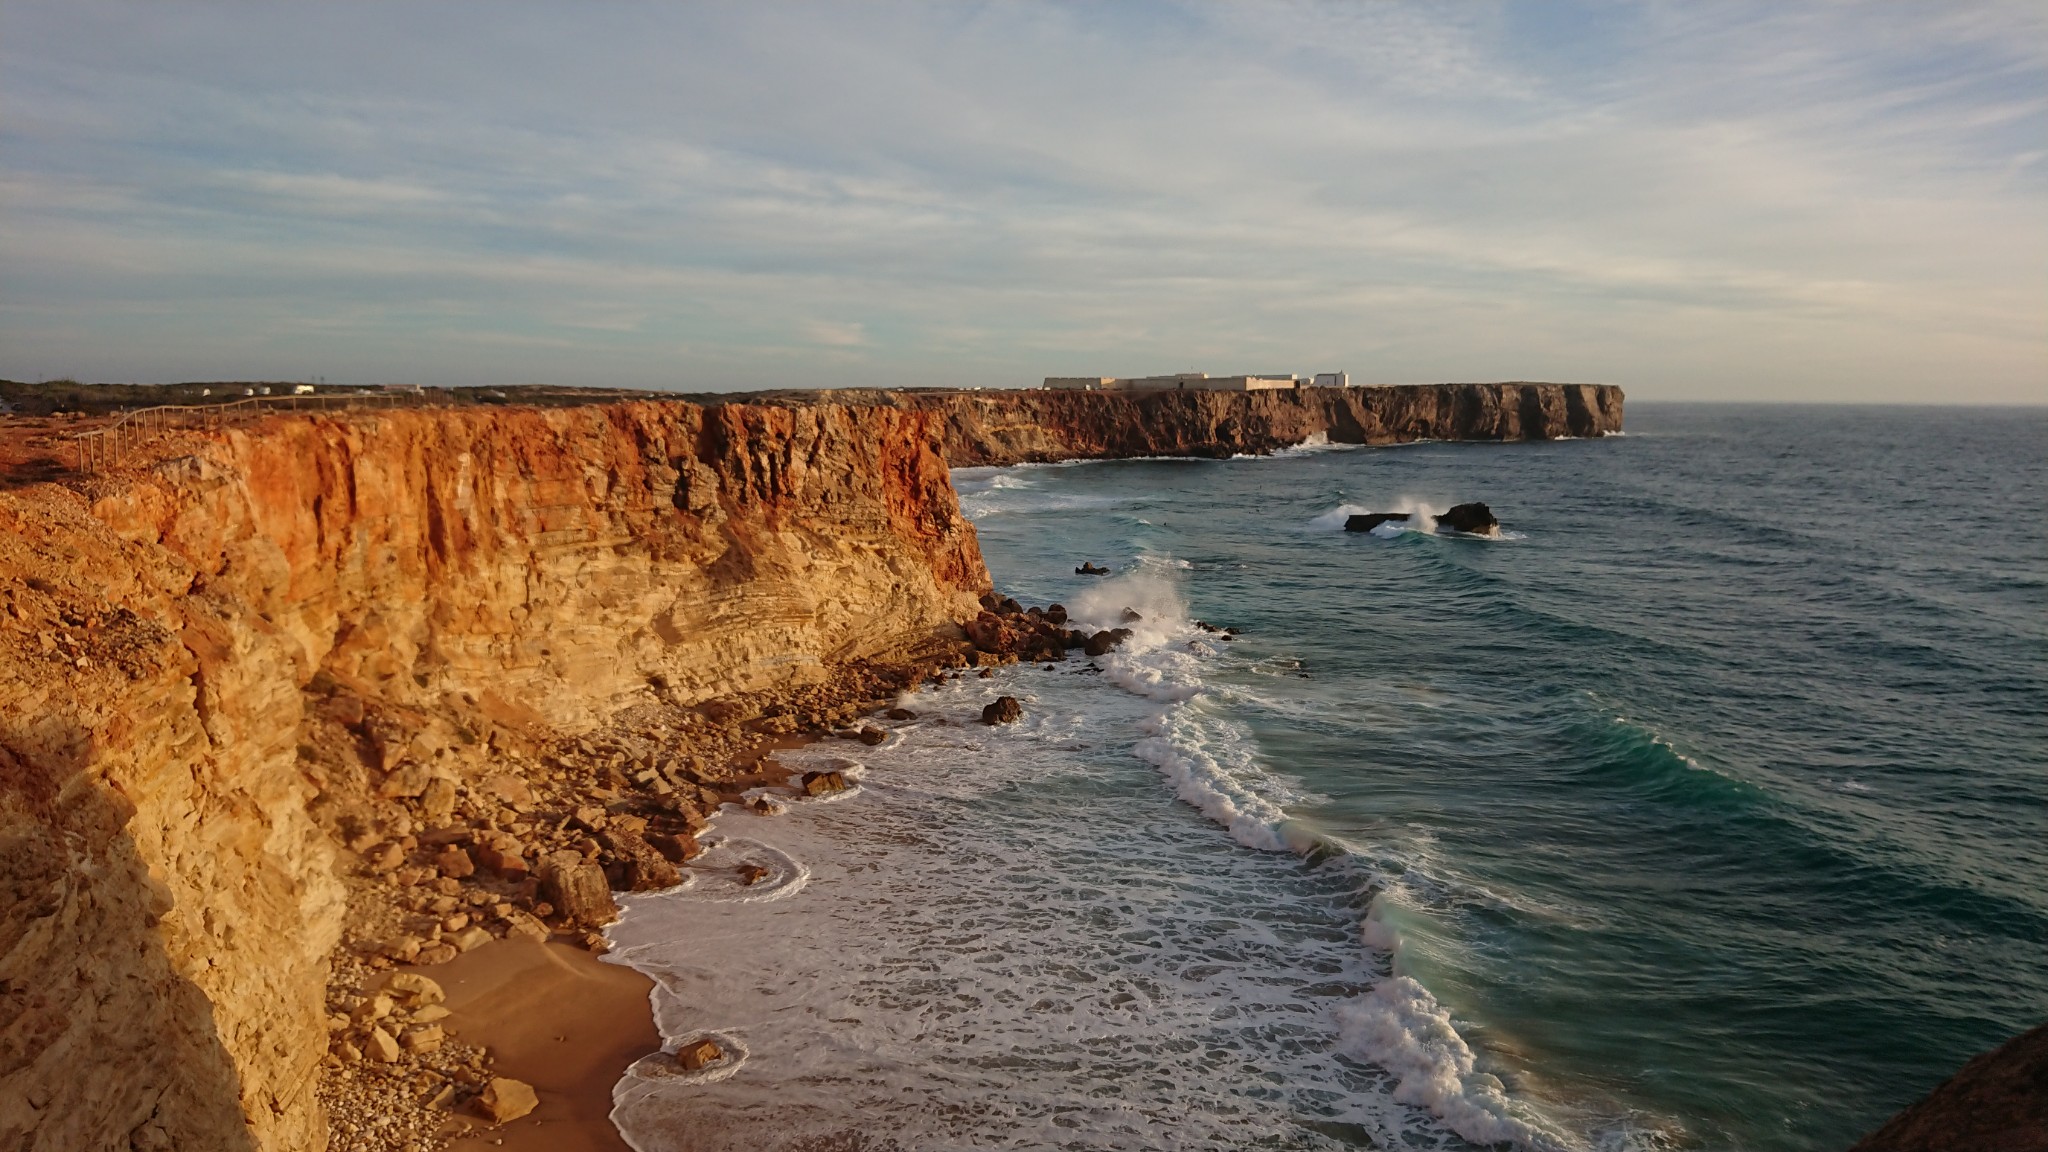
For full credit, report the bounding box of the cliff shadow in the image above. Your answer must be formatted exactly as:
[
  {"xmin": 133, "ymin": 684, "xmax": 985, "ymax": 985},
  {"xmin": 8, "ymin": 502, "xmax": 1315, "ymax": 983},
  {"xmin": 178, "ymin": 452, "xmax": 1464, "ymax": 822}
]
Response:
[{"xmin": 0, "ymin": 727, "xmax": 263, "ymax": 1152}]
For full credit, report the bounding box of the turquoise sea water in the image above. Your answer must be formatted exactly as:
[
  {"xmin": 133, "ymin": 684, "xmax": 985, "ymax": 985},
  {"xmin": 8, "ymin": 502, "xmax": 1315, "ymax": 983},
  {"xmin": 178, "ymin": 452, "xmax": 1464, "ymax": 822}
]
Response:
[{"xmin": 610, "ymin": 404, "xmax": 2046, "ymax": 1151}]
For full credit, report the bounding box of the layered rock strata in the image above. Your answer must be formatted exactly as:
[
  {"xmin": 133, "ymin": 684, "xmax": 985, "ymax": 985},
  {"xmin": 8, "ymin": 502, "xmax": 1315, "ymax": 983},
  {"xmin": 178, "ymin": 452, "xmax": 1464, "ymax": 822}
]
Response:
[{"xmin": 0, "ymin": 400, "xmax": 986, "ymax": 1151}]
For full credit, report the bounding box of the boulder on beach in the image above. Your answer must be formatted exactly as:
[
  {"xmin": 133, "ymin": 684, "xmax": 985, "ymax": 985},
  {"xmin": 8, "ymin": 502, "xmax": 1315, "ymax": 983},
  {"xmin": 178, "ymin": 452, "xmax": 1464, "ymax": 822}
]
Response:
[
  {"xmin": 1045, "ymin": 604, "xmax": 1068, "ymax": 625},
  {"xmin": 981, "ymin": 697, "xmax": 1024, "ymax": 725},
  {"xmin": 538, "ymin": 851, "xmax": 619, "ymax": 929},
  {"xmin": 475, "ymin": 1077, "xmax": 538, "ymax": 1124}
]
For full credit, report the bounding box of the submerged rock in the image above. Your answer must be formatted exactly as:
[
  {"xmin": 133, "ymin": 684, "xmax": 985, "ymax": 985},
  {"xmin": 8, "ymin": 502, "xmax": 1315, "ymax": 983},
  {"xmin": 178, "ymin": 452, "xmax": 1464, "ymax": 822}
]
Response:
[
  {"xmin": 1075, "ymin": 562, "xmax": 1110, "ymax": 575},
  {"xmin": 1344, "ymin": 512, "xmax": 1412, "ymax": 533}
]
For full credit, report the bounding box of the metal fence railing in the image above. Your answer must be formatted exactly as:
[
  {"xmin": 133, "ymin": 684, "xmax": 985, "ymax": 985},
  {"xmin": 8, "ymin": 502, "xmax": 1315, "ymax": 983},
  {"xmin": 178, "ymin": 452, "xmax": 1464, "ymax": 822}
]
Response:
[{"xmin": 70, "ymin": 390, "xmax": 436, "ymax": 474}]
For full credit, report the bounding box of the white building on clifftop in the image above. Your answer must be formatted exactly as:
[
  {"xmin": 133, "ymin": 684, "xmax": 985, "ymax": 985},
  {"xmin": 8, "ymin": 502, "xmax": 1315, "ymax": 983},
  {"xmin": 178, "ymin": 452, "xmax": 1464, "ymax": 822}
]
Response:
[{"xmin": 1044, "ymin": 371, "xmax": 1350, "ymax": 392}]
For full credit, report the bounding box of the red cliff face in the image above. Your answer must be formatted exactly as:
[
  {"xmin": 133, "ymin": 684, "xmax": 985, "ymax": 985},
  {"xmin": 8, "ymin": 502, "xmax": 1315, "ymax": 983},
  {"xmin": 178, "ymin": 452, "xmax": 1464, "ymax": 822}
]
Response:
[
  {"xmin": 873, "ymin": 382, "xmax": 1624, "ymax": 465},
  {"xmin": 0, "ymin": 399, "xmax": 987, "ymax": 1151}
]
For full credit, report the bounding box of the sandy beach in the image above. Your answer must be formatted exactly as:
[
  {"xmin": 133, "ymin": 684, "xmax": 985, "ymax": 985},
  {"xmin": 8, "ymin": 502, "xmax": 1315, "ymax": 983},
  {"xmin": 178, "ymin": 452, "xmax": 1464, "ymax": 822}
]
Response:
[{"xmin": 429, "ymin": 939, "xmax": 660, "ymax": 1152}]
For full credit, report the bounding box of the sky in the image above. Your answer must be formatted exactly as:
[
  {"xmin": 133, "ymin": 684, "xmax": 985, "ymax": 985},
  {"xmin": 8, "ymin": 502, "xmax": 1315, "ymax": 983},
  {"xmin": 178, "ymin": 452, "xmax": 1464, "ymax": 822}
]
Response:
[{"xmin": 2, "ymin": 2, "xmax": 2044, "ymax": 403}]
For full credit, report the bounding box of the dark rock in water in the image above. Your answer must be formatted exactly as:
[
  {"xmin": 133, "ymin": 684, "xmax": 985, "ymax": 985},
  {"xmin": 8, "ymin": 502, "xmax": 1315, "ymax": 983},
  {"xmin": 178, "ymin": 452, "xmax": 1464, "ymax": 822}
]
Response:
[
  {"xmin": 1436, "ymin": 502, "xmax": 1499, "ymax": 536},
  {"xmin": 1848, "ymin": 1021, "xmax": 2048, "ymax": 1152},
  {"xmin": 885, "ymin": 707, "xmax": 916, "ymax": 721},
  {"xmin": 1075, "ymin": 562, "xmax": 1110, "ymax": 575},
  {"xmin": 1045, "ymin": 603, "xmax": 1068, "ymax": 625},
  {"xmin": 977, "ymin": 668, "xmax": 995, "ymax": 679},
  {"xmin": 1083, "ymin": 627, "xmax": 1133, "ymax": 657},
  {"xmin": 856, "ymin": 725, "xmax": 888, "ymax": 746},
  {"xmin": 1119, "ymin": 608, "xmax": 1143, "ymax": 624},
  {"xmin": 1345, "ymin": 504, "xmax": 1500, "ymax": 536},
  {"xmin": 737, "ymin": 864, "xmax": 770, "ymax": 886},
  {"xmin": 1345, "ymin": 512, "xmax": 1413, "ymax": 533},
  {"xmin": 981, "ymin": 696, "xmax": 1023, "ymax": 725}
]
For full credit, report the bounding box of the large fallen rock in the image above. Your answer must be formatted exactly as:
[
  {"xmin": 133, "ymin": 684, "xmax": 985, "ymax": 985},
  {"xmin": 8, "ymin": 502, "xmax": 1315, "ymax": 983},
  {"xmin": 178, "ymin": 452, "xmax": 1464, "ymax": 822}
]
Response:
[
  {"xmin": 537, "ymin": 850, "xmax": 619, "ymax": 928},
  {"xmin": 601, "ymin": 828, "xmax": 682, "ymax": 892}
]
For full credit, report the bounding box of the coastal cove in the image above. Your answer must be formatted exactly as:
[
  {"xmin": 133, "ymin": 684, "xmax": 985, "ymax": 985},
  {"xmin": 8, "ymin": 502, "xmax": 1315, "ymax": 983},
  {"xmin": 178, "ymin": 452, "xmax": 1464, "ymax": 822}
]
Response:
[
  {"xmin": 3, "ymin": 390, "xmax": 2042, "ymax": 1152},
  {"xmin": 602, "ymin": 404, "xmax": 2047, "ymax": 1151}
]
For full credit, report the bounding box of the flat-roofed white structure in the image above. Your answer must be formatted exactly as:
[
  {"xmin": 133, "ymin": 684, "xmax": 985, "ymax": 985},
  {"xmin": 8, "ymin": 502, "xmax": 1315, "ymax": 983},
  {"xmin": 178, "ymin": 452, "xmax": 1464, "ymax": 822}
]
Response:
[{"xmin": 1044, "ymin": 371, "xmax": 1343, "ymax": 392}]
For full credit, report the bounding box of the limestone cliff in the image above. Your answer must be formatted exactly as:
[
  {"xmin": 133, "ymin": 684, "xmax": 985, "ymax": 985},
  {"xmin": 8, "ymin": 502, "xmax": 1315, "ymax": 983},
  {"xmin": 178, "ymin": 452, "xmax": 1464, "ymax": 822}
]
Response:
[
  {"xmin": 771, "ymin": 382, "xmax": 1623, "ymax": 465},
  {"xmin": 0, "ymin": 400, "xmax": 985, "ymax": 1151}
]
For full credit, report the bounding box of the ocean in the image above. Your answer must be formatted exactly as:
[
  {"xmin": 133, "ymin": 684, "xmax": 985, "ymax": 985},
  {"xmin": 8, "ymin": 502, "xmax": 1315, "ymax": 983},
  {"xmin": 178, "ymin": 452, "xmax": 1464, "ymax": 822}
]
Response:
[{"xmin": 604, "ymin": 404, "xmax": 2047, "ymax": 1151}]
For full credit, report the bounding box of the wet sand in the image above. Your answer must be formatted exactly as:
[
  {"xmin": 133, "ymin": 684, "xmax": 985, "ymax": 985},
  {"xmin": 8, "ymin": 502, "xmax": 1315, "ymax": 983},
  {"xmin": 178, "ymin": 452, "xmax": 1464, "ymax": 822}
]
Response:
[{"xmin": 432, "ymin": 939, "xmax": 661, "ymax": 1152}]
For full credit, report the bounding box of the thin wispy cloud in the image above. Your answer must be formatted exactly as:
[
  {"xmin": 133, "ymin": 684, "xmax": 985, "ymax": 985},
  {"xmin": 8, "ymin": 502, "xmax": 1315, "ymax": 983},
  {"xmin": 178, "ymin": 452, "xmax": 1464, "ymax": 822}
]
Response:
[{"xmin": 1, "ymin": 1, "xmax": 2042, "ymax": 401}]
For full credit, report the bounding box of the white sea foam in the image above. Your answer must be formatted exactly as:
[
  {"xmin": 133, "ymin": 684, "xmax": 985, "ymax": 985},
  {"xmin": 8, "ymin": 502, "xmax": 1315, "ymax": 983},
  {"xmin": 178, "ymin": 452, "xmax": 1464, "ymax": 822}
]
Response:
[
  {"xmin": 1336, "ymin": 978, "xmax": 1577, "ymax": 1151},
  {"xmin": 606, "ymin": 471, "xmax": 1573, "ymax": 1149},
  {"xmin": 605, "ymin": 670, "xmax": 1482, "ymax": 1151}
]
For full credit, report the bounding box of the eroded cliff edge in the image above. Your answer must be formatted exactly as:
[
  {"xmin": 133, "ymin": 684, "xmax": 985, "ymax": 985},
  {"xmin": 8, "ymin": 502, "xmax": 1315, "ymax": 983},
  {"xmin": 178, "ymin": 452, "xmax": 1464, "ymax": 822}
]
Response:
[
  {"xmin": 0, "ymin": 382, "xmax": 1619, "ymax": 1151},
  {"xmin": 779, "ymin": 382, "xmax": 1624, "ymax": 464},
  {"xmin": 0, "ymin": 400, "xmax": 986, "ymax": 1151}
]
